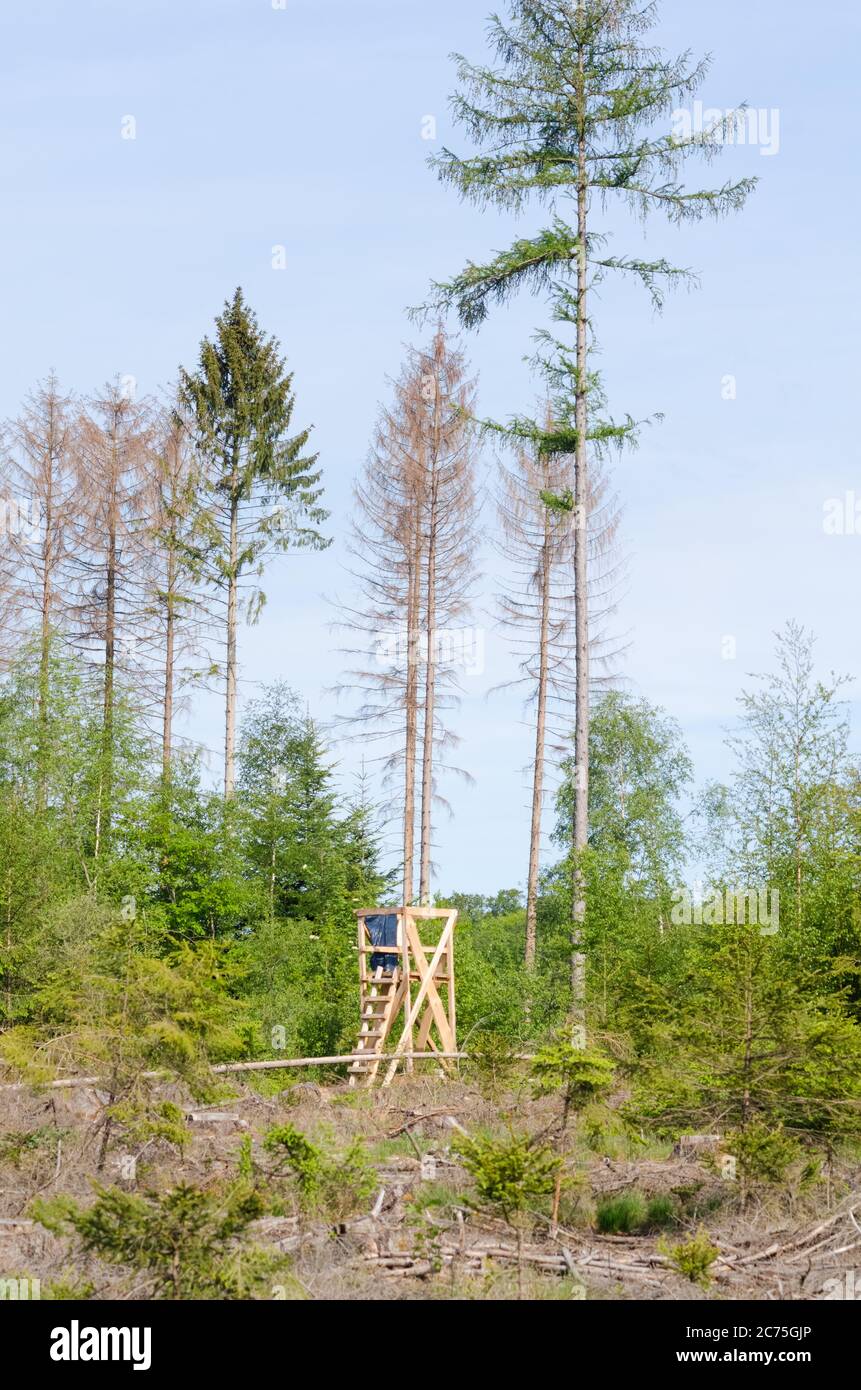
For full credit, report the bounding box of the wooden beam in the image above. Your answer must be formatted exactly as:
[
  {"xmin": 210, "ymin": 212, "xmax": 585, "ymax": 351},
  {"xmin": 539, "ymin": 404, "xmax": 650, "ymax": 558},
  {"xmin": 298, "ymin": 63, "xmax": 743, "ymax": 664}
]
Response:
[
  {"xmin": 382, "ymin": 919, "xmax": 453, "ymax": 1084},
  {"xmin": 0, "ymin": 1051, "xmax": 475, "ymax": 1093}
]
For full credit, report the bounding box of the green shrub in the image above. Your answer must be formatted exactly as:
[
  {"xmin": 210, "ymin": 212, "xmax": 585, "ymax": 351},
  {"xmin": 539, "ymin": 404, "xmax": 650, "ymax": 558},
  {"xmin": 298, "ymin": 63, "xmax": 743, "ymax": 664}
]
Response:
[
  {"xmin": 466, "ymin": 1031, "xmax": 520, "ymax": 1098},
  {"xmin": 0, "ymin": 1126, "xmax": 68, "ymax": 1168},
  {"xmin": 595, "ymin": 1189, "xmax": 677, "ymax": 1233},
  {"xmin": 454, "ymin": 1131, "xmax": 560, "ymax": 1222},
  {"xmin": 44, "ymin": 1275, "xmax": 96, "ymax": 1301},
  {"xmin": 725, "ymin": 1121, "xmax": 803, "ymax": 1186},
  {"xmin": 531, "ymin": 1042, "xmax": 615, "ymax": 1106},
  {"xmin": 661, "ymin": 1228, "xmax": 720, "ymax": 1287},
  {"xmin": 263, "ymin": 1123, "xmax": 375, "ymax": 1219},
  {"xmin": 31, "ymin": 1182, "xmax": 292, "ymax": 1300}
]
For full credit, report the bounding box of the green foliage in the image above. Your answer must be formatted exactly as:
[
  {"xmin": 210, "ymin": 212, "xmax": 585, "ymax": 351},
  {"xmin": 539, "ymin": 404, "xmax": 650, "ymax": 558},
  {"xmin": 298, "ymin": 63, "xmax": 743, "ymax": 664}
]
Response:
[
  {"xmin": 179, "ymin": 287, "xmax": 329, "ymax": 622},
  {"xmin": 531, "ymin": 1040, "xmax": 614, "ymax": 1107},
  {"xmin": 108, "ymin": 1100, "xmax": 188, "ymax": 1153},
  {"xmin": 134, "ymin": 768, "xmax": 264, "ymax": 941},
  {"xmin": 712, "ymin": 623, "xmax": 859, "ymax": 971},
  {"xmin": 725, "ymin": 1122, "xmax": 803, "ymax": 1187},
  {"xmin": 238, "ymin": 685, "xmax": 386, "ymax": 924},
  {"xmin": 31, "ymin": 1181, "xmax": 292, "ymax": 1300},
  {"xmin": 454, "ymin": 1131, "xmax": 560, "ymax": 1221},
  {"xmin": 451, "ymin": 904, "xmax": 569, "ymax": 1044},
  {"xmin": 643, "ymin": 1194, "xmax": 677, "ymax": 1231},
  {"xmin": 44, "ymin": 1275, "xmax": 97, "ymax": 1301},
  {"xmin": 0, "ymin": 911, "xmax": 249, "ymax": 1157},
  {"xmin": 425, "ymin": 0, "xmax": 755, "ymax": 519},
  {"xmin": 263, "ymin": 1123, "xmax": 375, "ymax": 1219},
  {"xmin": 239, "ymin": 917, "xmax": 357, "ymax": 1060},
  {"xmin": 0, "ymin": 1126, "xmax": 66, "ymax": 1168},
  {"xmin": 595, "ymin": 1190, "xmax": 676, "ymax": 1234},
  {"xmin": 0, "ymin": 562, "xmax": 859, "ymax": 1231},
  {"xmin": 466, "ymin": 1031, "xmax": 520, "ymax": 1098},
  {"xmin": 661, "ymin": 1229, "xmax": 720, "ymax": 1288},
  {"xmin": 595, "ymin": 1191, "xmax": 646, "ymax": 1234}
]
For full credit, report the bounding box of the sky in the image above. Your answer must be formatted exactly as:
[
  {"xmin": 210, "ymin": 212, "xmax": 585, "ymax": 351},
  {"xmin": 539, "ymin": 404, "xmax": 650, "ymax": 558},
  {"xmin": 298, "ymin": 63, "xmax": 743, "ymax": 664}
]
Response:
[{"xmin": 1, "ymin": 0, "xmax": 859, "ymax": 894}]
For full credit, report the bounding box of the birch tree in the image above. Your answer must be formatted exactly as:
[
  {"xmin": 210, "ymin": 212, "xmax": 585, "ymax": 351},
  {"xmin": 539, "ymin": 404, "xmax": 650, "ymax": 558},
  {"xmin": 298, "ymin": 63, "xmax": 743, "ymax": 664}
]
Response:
[{"xmin": 725, "ymin": 624, "xmax": 852, "ymax": 953}]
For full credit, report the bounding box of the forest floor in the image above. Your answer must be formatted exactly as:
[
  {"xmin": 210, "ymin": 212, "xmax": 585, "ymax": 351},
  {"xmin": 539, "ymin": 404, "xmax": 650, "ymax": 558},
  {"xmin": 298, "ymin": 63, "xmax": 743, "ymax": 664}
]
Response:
[{"xmin": 1, "ymin": 1070, "xmax": 859, "ymax": 1301}]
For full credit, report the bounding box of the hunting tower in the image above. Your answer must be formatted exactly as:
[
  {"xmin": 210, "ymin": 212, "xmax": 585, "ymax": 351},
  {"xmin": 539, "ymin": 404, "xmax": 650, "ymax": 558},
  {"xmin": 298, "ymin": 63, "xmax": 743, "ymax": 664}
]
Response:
[{"xmin": 349, "ymin": 906, "xmax": 458, "ymax": 1087}]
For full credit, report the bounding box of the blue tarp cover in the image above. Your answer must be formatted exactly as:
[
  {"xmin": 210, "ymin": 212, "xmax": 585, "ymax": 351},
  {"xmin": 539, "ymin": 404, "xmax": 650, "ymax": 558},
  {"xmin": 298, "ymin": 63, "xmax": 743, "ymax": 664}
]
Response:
[{"xmin": 366, "ymin": 913, "xmax": 399, "ymax": 973}]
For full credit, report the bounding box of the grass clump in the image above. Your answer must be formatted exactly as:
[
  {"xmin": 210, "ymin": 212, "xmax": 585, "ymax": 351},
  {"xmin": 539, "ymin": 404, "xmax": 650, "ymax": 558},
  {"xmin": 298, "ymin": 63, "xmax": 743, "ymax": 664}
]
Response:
[
  {"xmin": 595, "ymin": 1191, "xmax": 646, "ymax": 1233},
  {"xmin": 595, "ymin": 1189, "xmax": 678, "ymax": 1233}
]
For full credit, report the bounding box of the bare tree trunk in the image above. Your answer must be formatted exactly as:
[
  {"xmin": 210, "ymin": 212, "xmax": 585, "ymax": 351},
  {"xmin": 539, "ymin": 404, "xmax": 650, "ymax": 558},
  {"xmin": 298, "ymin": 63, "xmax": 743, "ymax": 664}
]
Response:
[
  {"xmin": 7, "ymin": 377, "xmax": 73, "ymax": 810},
  {"xmin": 419, "ymin": 481, "xmax": 438, "ymax": 906},
  {"xmin": 224, "ymin": 494, "xmax": 239, "ymax": 799},
  {"xmin": 526, "ymin": 505, "xmax": 552, "ymax": 967},
  {"xmin": 161, "ymin": 545, "xmax": 176, "ymax": 779},
  {"xmin": 98, "ymin": 498, "xmax": 118, "ymax": 861},
  {"xmin": 403, "ymin": 519, "xmax": 422, "ymax": 905},
  {"xmin": 571, "ymin": 38, "xmax": 589, "ymax": 1019},
  {"xmin": 269, "ymin": 833, "xmax": 277, "ymax": 919},
  {"xmin": 793, "ymin": 737, "xmax": 803, "ymax": 932},
  {"xmin": 36, "ymin": 435, "xmax": 55, "ymax": 813}
]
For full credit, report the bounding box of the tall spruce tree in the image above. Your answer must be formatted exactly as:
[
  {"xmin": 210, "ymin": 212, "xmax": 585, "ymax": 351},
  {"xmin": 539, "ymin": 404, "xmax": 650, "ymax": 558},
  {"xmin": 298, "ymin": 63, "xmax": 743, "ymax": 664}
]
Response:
[
  {"xmin": 179, "ymin": 290, "xmax": 329, "ymax": 798},
  {"xmin": 425, "ymin": 0, "xmax": 756, "ymax": 1015}
]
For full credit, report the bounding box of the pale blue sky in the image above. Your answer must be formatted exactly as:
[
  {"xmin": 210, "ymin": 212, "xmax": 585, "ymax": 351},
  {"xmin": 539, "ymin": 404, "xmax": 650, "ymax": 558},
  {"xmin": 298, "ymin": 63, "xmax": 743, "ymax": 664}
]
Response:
[{"xmin": 2, "ymin": 0, "xmax": 859, "ymax": 892}]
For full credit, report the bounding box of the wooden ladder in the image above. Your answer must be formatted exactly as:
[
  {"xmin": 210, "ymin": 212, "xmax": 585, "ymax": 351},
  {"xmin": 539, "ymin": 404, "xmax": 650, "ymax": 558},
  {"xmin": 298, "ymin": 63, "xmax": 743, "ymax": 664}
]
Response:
[{"xmin": 349, "ymin": 967, "xmax": 401, "ymax": 1087}]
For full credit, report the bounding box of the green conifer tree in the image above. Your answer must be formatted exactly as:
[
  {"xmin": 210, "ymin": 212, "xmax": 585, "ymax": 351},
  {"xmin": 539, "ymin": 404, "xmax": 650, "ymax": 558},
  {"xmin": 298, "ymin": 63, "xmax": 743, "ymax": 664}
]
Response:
[{"xmin": 179, "ymin": 290, "xmax": 329, "ymax": 798}]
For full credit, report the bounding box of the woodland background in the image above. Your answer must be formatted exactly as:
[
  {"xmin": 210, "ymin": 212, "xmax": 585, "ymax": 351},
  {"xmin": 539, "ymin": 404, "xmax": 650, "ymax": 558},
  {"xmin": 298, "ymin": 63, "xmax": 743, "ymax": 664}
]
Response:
[{"xmin": 0, "ymin": 0, "xmax": 859, "ymax": 1302}]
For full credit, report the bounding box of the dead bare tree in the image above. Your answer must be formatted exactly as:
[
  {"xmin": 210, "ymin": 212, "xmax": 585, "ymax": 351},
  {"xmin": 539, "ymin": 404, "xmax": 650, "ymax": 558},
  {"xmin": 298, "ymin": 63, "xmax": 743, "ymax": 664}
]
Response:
[
  {"xmin": 338, "ymin": 390, "xmax": 425, "ymax": 903},
  {"xmin": 496, "ymin": 416, "xmax": 624, "ymax": 969},
  {"xmin": 144, "ymin": 402, "xmax": 214, "ymax": 779},
  {"xmin": 338, "ymin": 331, "xmax": 478, "ymax": 904},
  {"xmin": 413, "ymin": 331, "xmax": 479, "ymax": 904},
  {"xmin": 67, "ymin": 381, "xmax": 155, "ymax": 860},
  {"xmin": 1, "ymin": 374, "xmax": 78, "ymax": 801},
  {"xmin": 497, "ymin": 426, "xmax": 575, "ymax": 965}
]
